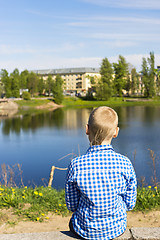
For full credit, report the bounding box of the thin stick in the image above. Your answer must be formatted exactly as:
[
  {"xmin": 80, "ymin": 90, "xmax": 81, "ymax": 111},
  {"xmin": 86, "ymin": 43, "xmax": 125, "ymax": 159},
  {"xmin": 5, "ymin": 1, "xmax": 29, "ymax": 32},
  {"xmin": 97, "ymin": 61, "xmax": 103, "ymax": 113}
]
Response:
[{"xmin": 48, "ymin": 166, "xmax": 68, "ymax": 187}]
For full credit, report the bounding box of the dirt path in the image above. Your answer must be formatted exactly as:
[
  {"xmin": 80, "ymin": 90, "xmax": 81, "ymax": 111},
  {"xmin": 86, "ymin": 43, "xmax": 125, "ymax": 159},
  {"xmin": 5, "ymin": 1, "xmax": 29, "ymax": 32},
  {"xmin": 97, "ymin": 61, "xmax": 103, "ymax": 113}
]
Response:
[{"xmin": 0, "ymin": 210, "xmax": 160, "ymax": 234}]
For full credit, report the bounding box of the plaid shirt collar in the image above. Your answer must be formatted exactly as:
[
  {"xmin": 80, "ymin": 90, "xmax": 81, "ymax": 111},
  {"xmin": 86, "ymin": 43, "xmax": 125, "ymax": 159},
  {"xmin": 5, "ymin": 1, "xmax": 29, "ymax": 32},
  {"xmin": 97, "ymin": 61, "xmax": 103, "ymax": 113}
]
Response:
[{"xmin": 87, "ymin": 144, "xmax": 114, "ymax": 153}]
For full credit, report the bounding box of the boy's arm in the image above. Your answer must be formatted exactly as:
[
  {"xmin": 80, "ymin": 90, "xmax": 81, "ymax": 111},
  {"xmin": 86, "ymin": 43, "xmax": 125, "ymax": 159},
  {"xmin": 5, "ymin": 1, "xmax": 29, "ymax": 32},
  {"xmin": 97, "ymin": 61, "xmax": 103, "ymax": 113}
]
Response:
[
  {"xmin": 65, "ymin": 162, "xmax": 80, "ymax": 212},
  {"xmin": 123, "ymin": 165, "xmax": 137, "ymax": 211}
]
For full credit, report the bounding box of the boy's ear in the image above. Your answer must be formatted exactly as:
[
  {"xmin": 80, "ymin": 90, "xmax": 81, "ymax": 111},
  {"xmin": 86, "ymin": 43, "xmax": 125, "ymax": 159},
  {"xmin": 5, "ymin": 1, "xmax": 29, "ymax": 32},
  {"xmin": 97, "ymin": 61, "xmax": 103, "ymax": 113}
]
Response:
[
  {"xmin": 86, "ymin": 124, "xmax": 89, "ymax": 135},
  {"xmin": 113, "ymin": 127, "xmax": 119, "ymax": 138}
]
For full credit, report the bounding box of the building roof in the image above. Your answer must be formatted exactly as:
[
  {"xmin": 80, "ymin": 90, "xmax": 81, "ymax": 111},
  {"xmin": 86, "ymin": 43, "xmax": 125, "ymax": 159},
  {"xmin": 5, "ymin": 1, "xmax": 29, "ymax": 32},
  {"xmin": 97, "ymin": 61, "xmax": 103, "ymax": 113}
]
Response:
[{"xmin": 32, "ymin": 67, "xmax": 100, "ymax": 75}]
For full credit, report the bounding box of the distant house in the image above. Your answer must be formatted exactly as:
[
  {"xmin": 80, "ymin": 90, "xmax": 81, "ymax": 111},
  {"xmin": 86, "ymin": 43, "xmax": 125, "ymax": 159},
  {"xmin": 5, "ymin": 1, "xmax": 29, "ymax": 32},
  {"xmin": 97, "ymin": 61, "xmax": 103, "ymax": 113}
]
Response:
[{"xmin": 32, "ymin": 67, "xmax": 100, "ymax": 94}]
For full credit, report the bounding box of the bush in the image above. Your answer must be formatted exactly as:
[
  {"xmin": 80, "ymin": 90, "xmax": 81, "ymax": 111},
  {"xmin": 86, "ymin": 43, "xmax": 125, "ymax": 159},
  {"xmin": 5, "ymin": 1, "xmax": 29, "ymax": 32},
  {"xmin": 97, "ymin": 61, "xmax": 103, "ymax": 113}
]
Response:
[{"xmin": 22, "ymin": 91, "xmax": 31, "ymax": 100}]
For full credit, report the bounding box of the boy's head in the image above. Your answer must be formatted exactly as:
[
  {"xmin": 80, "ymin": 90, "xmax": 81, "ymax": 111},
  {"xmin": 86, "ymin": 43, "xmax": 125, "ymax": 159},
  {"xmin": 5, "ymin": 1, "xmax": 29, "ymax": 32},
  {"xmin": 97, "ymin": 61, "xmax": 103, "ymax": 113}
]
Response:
[{"xmin": 86, "ymin": 106, "xmax": 119, "ymax": 145}]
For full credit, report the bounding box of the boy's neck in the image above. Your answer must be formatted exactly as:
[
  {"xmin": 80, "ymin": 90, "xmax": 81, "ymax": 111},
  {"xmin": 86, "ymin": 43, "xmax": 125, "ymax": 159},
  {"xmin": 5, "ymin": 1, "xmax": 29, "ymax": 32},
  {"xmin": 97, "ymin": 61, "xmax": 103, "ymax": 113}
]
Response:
[
  {"xmin": 90, "ymin": 139, "xmax": 112, "ymax": 146},
  {"xmin": 101, "ymin": 139, "xmax": 112, "ymax": 145}
]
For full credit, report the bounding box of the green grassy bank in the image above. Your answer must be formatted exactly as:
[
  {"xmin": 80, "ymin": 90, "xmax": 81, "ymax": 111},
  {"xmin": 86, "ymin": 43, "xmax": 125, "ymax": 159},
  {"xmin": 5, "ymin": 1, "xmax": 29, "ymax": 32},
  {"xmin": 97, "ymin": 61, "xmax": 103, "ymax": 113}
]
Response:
[
  {"xmin": 62, "ymin": 96, "xmax": 160, "ymax": 108},
  {"xmin": 15, "ymin": 97, "xmax": 160, "ymax": 111},
  {"xmin": 0, "ymin": 186, "xmax": 159, "ymax": 222}
]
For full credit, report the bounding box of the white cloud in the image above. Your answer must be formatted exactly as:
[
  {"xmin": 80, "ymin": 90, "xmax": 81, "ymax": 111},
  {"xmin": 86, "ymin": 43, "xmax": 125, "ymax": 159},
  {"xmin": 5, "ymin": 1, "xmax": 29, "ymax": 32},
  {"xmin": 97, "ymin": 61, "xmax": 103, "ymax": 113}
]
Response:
[
  {"xmin": 68, "ymin": 16, "xmax": 160, "ymax": 27},
  {"xmin": 0, "ymin": 56, "xmax": 102, "ymax": 73},
  {"xmin": 0, "ymin": 45, "xmax": 36, "ymax": 55},
  {"xmin": 109, "ymin": 53, "xmax": 160, "ymax": 71},
  {"xmin": 80, "ymin": 0, "xmax": 160, "ymax": 9},
  {"xmin": 1, "ymin": 54, "xmax": 159, "ymax": 74},
  {"xmin": 87, "ymin": 33, "xmax": 160, "ymax": 42},
  {"xmin": 0, "ymin": 42, "xmax": 85, "ymax": 55}
]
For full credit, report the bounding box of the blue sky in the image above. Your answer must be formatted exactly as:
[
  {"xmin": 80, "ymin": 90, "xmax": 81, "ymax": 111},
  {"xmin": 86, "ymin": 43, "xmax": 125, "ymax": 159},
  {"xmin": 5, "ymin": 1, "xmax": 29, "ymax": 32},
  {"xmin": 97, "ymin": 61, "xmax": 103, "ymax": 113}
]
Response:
[{"xmin": 0, "ymin": 0, "xmax": 160, "ymax": 72}]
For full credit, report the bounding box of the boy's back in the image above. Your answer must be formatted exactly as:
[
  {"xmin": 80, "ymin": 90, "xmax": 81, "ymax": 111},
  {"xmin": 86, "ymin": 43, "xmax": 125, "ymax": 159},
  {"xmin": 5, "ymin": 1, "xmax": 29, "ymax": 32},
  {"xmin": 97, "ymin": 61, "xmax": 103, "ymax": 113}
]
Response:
[
  {"xmin": 65, "ymin": 107, "xmax": 137, "ymax": 240},
  {"xmin": 65, "ymin": 144, "xmax": 137, "ymax": 239}
]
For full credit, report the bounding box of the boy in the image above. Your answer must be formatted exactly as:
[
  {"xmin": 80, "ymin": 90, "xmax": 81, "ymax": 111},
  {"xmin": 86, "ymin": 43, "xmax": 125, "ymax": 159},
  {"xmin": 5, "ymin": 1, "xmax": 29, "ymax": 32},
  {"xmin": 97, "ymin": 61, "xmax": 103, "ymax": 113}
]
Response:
[{"xmin": 65, "ymin": 106, "xmax": 137, "ymax": 240}]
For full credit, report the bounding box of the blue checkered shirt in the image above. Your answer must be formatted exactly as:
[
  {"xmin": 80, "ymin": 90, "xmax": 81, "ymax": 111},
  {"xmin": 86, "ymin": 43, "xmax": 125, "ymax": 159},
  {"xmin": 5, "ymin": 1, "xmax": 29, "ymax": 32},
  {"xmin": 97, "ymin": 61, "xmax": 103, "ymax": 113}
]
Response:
[{"xmin": 65, "ymin": 144, "xmax": 137, "ymax": 240}]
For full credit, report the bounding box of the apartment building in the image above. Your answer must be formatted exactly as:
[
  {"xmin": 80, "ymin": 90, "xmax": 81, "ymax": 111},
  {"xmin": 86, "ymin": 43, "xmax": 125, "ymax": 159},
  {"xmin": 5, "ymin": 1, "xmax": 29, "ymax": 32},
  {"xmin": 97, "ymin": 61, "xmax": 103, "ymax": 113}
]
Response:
[{"xmin": 33, "ymin": 67, "xmax": 100, "ymax": 93}]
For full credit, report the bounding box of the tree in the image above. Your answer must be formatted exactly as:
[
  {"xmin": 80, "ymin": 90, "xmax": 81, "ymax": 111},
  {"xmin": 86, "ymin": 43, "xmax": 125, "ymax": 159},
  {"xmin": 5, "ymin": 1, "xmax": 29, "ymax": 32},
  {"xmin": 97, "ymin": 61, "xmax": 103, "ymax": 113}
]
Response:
[
  {"xmin": 45, "ymin": 75, "xmax": 53, "ymax": 96},
  {"xmin": 52, "ymin": 74, "xmax": 64, "ymax": 104},
  {"xmin": 154, "ymin": 68, "xmax": 160, "ymax": 95},
  {"xmin": 131, "ymin": 68, "xmax": 139, "ymax": 95},
  {"xmin": 10, "ymin": 68, "xmax": 20, "ymax": 98},
  {"xmin": 141, "ymin": 52, "xmax": 155, "ymax": 98},
  {"xmin": 20, "ymin": 70, "xmax": 29, "ymax": 90},
  {"xmin": 27, "ymin": 72, "xmax": 39, "ymax": 96},
  {"xmin": 38, "ymin": 77, "xmax": 44, "ymax": 95},
  {"xmin": 113, "ymin": 55, "xmax": 129, "ymax": 97},
  {"xmin": 0, "ymin": 69, "xmax": 12, "ymax": 97},
  {"xmin": 96, "ymin": 58, "xmax": 114, "ymax": 100},
  {"xmin": 0, "ymin": 80, "xmax": 4, "ymax": 97}
]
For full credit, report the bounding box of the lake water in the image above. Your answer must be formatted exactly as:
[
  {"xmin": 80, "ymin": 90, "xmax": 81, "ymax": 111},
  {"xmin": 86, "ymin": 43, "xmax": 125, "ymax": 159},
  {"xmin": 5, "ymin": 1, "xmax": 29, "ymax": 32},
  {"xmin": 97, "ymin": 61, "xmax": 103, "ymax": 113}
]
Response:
[{"xmin": 0, "ymin": 106, "xmax": 160, "ymax": 189}]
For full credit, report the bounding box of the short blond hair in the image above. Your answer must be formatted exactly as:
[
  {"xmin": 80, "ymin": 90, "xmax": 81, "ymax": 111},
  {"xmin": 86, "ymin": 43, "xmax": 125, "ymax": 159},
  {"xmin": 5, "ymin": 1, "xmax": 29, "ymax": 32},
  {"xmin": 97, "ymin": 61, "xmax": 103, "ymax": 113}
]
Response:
[{"xmin": 88, "ymin": 106, "xmax": 118, "ymax": 145}]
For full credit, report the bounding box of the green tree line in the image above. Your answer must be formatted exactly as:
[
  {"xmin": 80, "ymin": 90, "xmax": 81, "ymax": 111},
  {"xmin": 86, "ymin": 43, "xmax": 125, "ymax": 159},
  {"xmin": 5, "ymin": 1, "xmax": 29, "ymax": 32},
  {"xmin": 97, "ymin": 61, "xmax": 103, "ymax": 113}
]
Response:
[
  {"xmin": 0, "ymin": 52, "xmax": 159, "ymax": 102},
  {"xmin": 95, "ymin": 52, "xmax": 160, "ymax": 100},
  {"xmin": 0, "ymin": 69, "xmax": 63, "ymax": 104}
]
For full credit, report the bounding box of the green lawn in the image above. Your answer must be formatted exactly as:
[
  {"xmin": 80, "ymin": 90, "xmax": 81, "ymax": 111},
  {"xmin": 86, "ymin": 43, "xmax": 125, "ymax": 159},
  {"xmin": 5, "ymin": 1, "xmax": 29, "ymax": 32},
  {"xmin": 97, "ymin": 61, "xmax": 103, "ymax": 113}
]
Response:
[{"xmin": 0, "ymin": 185, "xmax": 159, "ymax": 222}]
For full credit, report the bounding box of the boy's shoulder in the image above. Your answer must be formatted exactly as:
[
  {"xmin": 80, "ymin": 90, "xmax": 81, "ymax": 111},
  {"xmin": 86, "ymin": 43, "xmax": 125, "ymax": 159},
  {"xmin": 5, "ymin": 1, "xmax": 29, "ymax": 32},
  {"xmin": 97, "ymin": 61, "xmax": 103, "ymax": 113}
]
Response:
[{"xmin": 70, "ymin": 146, "xmax": 131, "ymax": 166}]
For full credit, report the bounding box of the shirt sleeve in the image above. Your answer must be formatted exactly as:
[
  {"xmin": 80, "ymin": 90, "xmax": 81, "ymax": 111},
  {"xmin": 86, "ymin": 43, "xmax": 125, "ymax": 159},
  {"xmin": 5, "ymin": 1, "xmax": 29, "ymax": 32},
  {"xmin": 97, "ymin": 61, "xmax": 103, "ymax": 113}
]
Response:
[
  {"xmin": 65, "ymin": 161, "xmax": 80, "ymax": 212},
  {"xmin": 122, "ymin": 164, "xmax": 137, "ymax": 211}
]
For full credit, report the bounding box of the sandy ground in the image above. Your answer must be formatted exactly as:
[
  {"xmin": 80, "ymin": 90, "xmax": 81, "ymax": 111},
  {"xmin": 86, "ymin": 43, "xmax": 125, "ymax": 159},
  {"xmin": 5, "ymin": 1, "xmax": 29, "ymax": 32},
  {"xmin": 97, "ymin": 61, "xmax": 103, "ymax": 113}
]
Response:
[{"xmin": 0, "ymin": 210, "xmax": 160, "ymax": 234}]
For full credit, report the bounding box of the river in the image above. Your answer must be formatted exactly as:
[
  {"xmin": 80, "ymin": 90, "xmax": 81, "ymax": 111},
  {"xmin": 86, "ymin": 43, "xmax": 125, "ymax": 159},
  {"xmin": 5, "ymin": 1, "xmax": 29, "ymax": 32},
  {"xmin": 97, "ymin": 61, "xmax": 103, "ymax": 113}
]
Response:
[{"xmin": 0, "ymin": 106, "xmax": 160, "ymax": 189}]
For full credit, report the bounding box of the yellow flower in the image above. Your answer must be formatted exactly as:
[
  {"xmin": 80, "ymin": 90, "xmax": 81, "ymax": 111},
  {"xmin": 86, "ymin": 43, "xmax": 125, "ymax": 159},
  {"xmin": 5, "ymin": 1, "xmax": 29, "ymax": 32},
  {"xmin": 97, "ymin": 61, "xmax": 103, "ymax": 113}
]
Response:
[
  {"xmin": 0, "ymin": 193, "xmax": 2, "ymax": 196},
  {"xmin": 154, "ymin": 186, "xmax": 157, "ymax": 189},
  {"xmin": 22, "ymin": 196, "xmax": 25, "ymax": 199},
  {"xmin": 64, "ymin": 204, "xmax": 66, "ymax": 206},
  {"xmin": 24, "ymin": 186, "xmax": 27, "ymax": 189},
  {"xmin": 59, "ymin": 204, "xmax": 61, "ymax": 207},
  {"xmin": 39, "ymin": 193, "xmax": 43, "ymax": 196},
  {"xmin": 148, "ymin": 186, "xmax": 151, "ymax": 189},
  {"xmin": 0, "ymin": 188, "xmax": 4, "ymax": 191},
  {"xmin": 34, "ymin": 191, "xmax": 38, "ymax": 195},
  {"xmin": 36, "ymin": 217, "xmax": 40, "ymax": 221},
  {"xmin": 41, "ymin": 213, "xmax": 45, "ymax": 216},
  {"xmin": 56, "ymin": 210, "xmax": 58, "ymax": 212},
  {"xmin": 152, "ymin": 195, "xmax": 155, "ymax": 197},
  {"xmin": 12, "ymin": 189, "xmax": 15, "ymax": 192},
  {"xmin": 45, "ymin": 217, "xmax": 49, "ymax": 219}
]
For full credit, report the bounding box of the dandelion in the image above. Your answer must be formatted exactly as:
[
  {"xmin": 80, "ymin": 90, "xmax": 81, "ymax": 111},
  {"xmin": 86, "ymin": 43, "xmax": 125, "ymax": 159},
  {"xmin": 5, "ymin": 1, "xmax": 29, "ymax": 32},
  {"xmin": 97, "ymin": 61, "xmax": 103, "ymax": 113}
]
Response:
[
  {"xmin": 0, "ymin": 188, "xmax": 4, "ymax": 191},
  {"xmin": 59, "ymin": 204, "xmax": 61, "ymax": 207},
  {"xmin": 41, "ymin": 213, "xmax": 45, "ymax": 216},
  {"xmin": 34, "ymin": 191, "xmax": 38, "ymax": 195},
  {"xmin": 45, "ymin": 217, "xmax": 49, "ymax": 219},
  {"xmin": 64, "ymin": 204, "xmax": 66, "ymax": 206},
  {"xmin": 36, "ymin": 217, "xmax": 40, "ymax": 221},
  {"xmin": 24, "ymin": 186, "xmax": 27, "ymax": 189},
  {"xmin": 39, "ymin": 193, "xmax": 43, "ymax": 196},
  {"xmin": 12, "ymin": 189, "xmax": 15, "ymax": 192},
  {"xmin": 22, "ymin": 196, "xmax": 25, "ymax": 199},
  {"xmin": 154, "ymin": 186, "xmax": 157, "ymax": 189},
  {"xmin": 152, "ymin": 195, "xmax": 155, "ymax": 197},
  {"xmin": 148, "ymin": 186, "xmax": 151, "ymax": 189}
]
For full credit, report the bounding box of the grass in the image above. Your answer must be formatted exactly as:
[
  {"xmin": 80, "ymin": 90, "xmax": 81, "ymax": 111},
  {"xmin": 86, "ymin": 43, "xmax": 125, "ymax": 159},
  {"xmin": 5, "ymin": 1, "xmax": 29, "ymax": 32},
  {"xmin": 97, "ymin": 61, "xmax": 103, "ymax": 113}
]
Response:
[
  {"xmin": 15, "ymin": 99, "xmax": 51, "ymax": 108},
  {"xmin": 0, "ymin": 185, "xmax": 160, "ymax": 222},
  {"xmin": 0, "ymin": 186, "xmax": 69, "ymax": 222},
  {"xmin": 62, "ymin": 96, "xmax": 160, "ymax": 108},
  {"xmin": 134, "ymin": 186, "xmax": 160, "ymax": 211},
  {"xmin": 15, "ymin": 96, "xmax": 160, "ymax": 111}
]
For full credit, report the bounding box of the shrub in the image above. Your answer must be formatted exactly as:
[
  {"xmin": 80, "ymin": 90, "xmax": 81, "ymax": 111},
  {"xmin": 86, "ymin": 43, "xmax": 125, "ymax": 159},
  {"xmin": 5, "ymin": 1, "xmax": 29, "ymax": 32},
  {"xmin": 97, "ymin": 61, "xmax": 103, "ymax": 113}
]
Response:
[{"xmin": 22, "ymin": 91, "xmax": 31, "ymax": 100}]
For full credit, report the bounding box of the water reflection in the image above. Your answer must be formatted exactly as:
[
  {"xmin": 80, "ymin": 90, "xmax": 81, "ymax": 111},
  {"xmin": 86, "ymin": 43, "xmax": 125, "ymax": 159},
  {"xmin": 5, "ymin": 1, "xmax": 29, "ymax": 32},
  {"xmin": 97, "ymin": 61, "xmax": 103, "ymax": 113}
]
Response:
[
  {"xmin": 0, "ymin": 106, "xmax": 160, "ymax": 188},
  {"xmin": 1, "ymin": 108, "xmax": 92, "ymax": 135}
]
